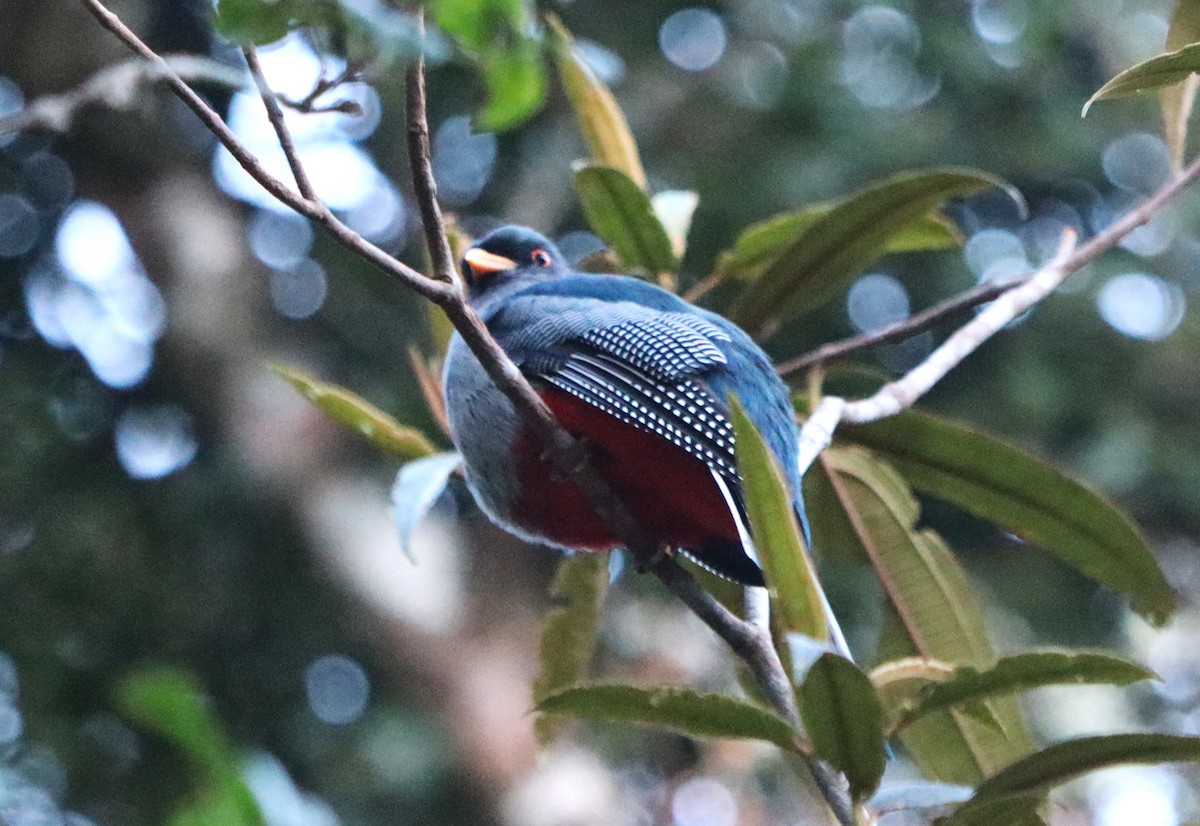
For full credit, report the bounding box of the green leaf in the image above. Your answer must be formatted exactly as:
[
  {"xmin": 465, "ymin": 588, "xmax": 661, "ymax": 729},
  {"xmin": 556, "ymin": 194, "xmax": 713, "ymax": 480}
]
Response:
[
  {"xmin": 477, "ymin": 41, "xmax": 547, "ymax": 132},
  {"xmin": 391, "ymin": 452, "xmax": 463, "ymax": 560},
  {"xmin": 968, "ymin": 734, "xmax": 1200, "ymax": 807},
  {"xmin": 894, "ymin": 651, "xmax": 1155, "ymax": 734},
  {"xmin": 716, "ymin": 204, "xmax": 962, "ymax": 282},
  {"xmin": 799, "ymin": 653, "xmax": 888, "ymax": 800},
  {"xmin": 818, "ymin": 446, "xmax": 1033, "ymax": 783},
  {"xmin": 546, "ymin": 14, "xmax": 646, "ymax": 188},
  {"xmin": 840, "ymin": 408, "xmax": 1179, "ymax": 625},
  {"xmin": 532, "ymin": 553, "xmax": 609, "ymax": 744},
  {"xmin": 1084, "ymin": 41, "xmax": 1200, "ymax": 116},
  {"xmin": 433, "ymin": 0, "xmax": 545, "ymax": 131},
  {"xmin": 271, "ymin": 363, "xmax": 437, "ymax": 461},
  {"xmin": 117, "ymin": 668, "xmax": 236, "ymax": 774},
  {"xmin": 213, "ymin": 0, "xmax": 345, "ymax": 46},
  {"xmin": 213, "ymin": 0, "xmax": 298, "ymax": 44},
  {"xmin": 433, "ymin": 0, "xmax": 524, "ymax": 52},
  {"xmin": 728, "ymin": 395, "xmax": 828, "ymax": 642},
  {"xmin": 573, "ymin": 163, "xmax": 678, "ymax": 274},
  {"xmin": 537, "ymin": 684, "xmax": 798, "ymax": 750},
  {"xmin": 1161, "ymin": 3, "xmax": 1200, "ymax": 171},
  {"xmin": 116, "ymin": 668, "xmax": 265, "ymax": 826},
  {"xmin": 730, "ymin": 168, "xmax": 1020, "ymax": 337},
  {"xmin": 939, "ymin": 795, "xmax": 1044, "ymax": 826}
]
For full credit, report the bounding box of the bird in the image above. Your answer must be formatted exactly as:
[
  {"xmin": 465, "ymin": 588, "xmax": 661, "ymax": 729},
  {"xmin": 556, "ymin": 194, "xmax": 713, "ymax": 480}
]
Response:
[{"xmin": 442, "ymin": 225, "xmax": 848, "ymax": 654}]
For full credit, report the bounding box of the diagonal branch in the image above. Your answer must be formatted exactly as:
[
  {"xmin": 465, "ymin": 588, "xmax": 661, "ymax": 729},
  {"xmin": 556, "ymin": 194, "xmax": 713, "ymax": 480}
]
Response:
[
  {"xmin": 405, "ymin": 11, "xmax": 459, "ymax": 288},
  {"xmin": 80, "ymin": 0, "xmax": 453, "ymax": 306},
  {"xmin": 0, "ymin": 54, "xmax": 246, "ymax": 136},
  {"xmin": 77, "ymin": 4, "xmax": 856, "ymax": 822},
  {"xmin": 776, "ymin": 272, "xmax": 1032, "ymax": 377},
  {"xmin": 243, "ymin": 46, "xmax": 317, "ymax": 203},
  {"xmin": 797, "ymin": 147, "xmax": 1200, "ymax": 475}
]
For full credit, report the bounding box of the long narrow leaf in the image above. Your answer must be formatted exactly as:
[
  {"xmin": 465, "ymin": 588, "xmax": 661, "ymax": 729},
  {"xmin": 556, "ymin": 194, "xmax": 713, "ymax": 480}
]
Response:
[
  {"xmin": 894, "ymin": 651, "xmax": 1155, "ymax": 733},
  {"xmin": 968, "ymin": 734, "xmax": 1200, "ymax": 805},
  {"xmin": 729, "ymin": 396, "xmax": 828, "ymax": 642},
  {"xmin": 731, "ymin": 168, "xmax": 1020, "ymax": 336},
  {"xmin": 1085, "ymin": 41, "xmax": 1200, "ymax": 115},
  {"xmin": 799, "ymin": 653, "xmax": 888, "ymax": 800},
  {"xmin": 574, "ymin": 163, "xmax": 678, "ymax": 274},
  {"xmin": 817, "ymin": 447, "xmax": 1033, "ymax": 783},
  {"xmin": 272, "ymin": 363, "xmax": 437, "ymax": 461},
  {"xmin": 716, "ymin": 204, "xmax": 961, "ymax": 282},
  {"xmin": 117, "ymin": 668, "xmax": 265, "ymax": 826},
  {"xmin": 532, "ymin": 553, "xmax": 610, "ymax": 744},
  {"xmin": 537, "ymin": 684, "xmax": 799, "ymax": 750},
  {"xmin": 841, "ymin": 409, "xmax": 1178, "ymax": 625},
  {"xmin": 1161, "ymin": 4, "xmax": 1200, "ymax": 171},
  {"xmin": 547, "ymin": 14, "xmax": 646, "ymax": 188}
]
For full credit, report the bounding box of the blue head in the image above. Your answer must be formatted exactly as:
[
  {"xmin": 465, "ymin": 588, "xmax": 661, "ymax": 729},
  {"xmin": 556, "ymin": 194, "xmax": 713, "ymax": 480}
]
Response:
[{"xmin": 461, "ymin": 226, "xmax": 570, "ymax": 299}]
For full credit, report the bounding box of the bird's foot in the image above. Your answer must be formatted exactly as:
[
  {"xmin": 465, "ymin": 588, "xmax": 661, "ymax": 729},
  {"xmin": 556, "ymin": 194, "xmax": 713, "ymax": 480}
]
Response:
[{"xmin": 635, "ymin": 545, "xmax": 671, "ymax": 574}]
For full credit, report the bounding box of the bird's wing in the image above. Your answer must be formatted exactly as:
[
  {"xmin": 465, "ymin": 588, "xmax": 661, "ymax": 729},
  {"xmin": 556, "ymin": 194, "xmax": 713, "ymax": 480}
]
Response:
[{"xmin": 491, "ymin": 295, "xmax": 741, "ymax": 484}]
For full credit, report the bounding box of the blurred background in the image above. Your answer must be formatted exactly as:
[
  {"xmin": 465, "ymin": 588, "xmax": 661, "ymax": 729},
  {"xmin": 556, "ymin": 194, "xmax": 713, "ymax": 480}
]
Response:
[{"xmin": 2, "ymin": 0, "xmax": 1200, "ymax": 823}]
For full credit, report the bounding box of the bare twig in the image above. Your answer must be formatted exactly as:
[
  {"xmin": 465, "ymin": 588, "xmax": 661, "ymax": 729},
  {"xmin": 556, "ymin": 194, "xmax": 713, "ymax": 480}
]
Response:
[
  {"xmin": 405, "ymin": 11, "xmax": 459, "ymax": 288},
  {"xmin": 776, "ymin": 273, "xmax": 1032, "ymax": 377},
  {"xmin": 279, "ymin": 62, "xmax": 363, "ymax": 115},
  {"xmin": 80, "ymin": 0, "xmax": 453, "ymax": 308},
  {"xmin": 243, "ymin": 47, "xmax": 317, "ymax": 203},
  {"xmin": 0, "ymin": 55, "xmax": 245, "ymax": 136},
  {"xmin": 797, "ymin": 147, "xmax": 1200, "ymax": 474}
]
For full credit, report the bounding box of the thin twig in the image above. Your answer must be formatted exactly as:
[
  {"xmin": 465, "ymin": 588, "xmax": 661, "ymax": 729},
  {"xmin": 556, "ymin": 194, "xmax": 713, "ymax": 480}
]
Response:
[
  {"xmin": 682, "ymin": 268, "xmax": 729, "ymax": 303},
  {"xmin": 0, "ymin": 55, "xmax": 246, "ymax": 136},
  {"xmin": 796, "ymin": 147, "xmax": 1200, "ymax": 474},
  {"xmin": 776, "ymin": 273, "xmax": 1032, "ymax": 377},
  {"xmin": 279, "ymin": 62, "xmax": 363, "ymax": 114},
  {"xmin": 405, "ymin": 10, "xmax": 459, "ymax": 288},
  {"xmin": 243, "ymin": 47, "xmax": 317, "ymax": 202},
  {"xmin": 78, "ymin": 4, "xmax": 856, "ymax": 822}
]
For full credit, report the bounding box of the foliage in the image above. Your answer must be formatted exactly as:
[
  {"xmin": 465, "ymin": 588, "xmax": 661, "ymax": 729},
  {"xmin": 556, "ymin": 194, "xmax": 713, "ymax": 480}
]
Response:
[
  {"xmin": 7, "ymin": 0, "xmax": 1200, "ymax": 824},
  {"xmin": 267, "ymin": 4, "xmax": 1200, "ymax": 821}
]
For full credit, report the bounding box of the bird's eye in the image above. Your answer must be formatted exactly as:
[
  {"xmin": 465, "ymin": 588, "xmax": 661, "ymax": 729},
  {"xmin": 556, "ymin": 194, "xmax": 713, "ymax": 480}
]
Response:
[{"xmin": 531, "ymin": 249, "xmax": 552, "ymax": 268}]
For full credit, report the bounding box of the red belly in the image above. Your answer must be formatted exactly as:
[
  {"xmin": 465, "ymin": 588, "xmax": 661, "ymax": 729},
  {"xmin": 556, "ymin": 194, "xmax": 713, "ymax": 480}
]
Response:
[{"xmin": 508, "ymin": 385, "xmax": 739, "ymax": 551}]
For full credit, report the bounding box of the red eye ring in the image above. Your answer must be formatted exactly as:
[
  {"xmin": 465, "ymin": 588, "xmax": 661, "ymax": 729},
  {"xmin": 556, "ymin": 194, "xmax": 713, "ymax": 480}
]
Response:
[{"xmin": 531, "ymin": 248, "xmax": 552, "ymax": 268}]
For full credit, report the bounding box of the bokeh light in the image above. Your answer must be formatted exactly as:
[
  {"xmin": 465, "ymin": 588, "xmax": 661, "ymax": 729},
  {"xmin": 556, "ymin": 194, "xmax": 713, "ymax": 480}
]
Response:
[
  {"xmin": 0, "ymin": 76, "xmax": 23, "ymax": 148},
  {"xmin": 250, "ymin": 209, "xmax": 315, "ymax": 269},
  {"xmin": 432, "ymin": 115, "xmax": 498, "ymax": 206},
  {"xmin": 1102, "ymin": 132, "xmax": 1171, "ymax": 195},
  {"xmin": 846, "ymin": 272, "xmax": 910, "ymax": 332},
  {"xmin": 304, "ymin": 654, "xmax": 370, "ymax": 726},
  {"xmin": 971, "ymin": 0, "xmax": 1029, "ymax": 45},
  {"xmin": 22, "ymin": 201, "xmax": 168, "ymax": 388},
  {"xmin": 114, "ymin": 405, "xmax": 199, "ymax": 480},
  {"xmin": 1096, "ymin": 273, "xmax": 1185, "ymax": 341},
  {"xmin": 660, "ymin": 8, "xmax": 728, "ymax": 72},
  {"xmin": 0, "ymin": 194, "xmax": 39, "ymax": 258},
  {"xmin": 214, "ymin": 35, "xmax": 395, "ymax": 217},
  {"xmin": 270, "ymin": 259, "xmax": 328, "ymax": 320},
  {"xmin": 840, "ymin": 6, "xmax": 939, "ymax": 109},
  {"xmin": 672, "ymin": 777, "xmax": 738, "ymax": 826}
]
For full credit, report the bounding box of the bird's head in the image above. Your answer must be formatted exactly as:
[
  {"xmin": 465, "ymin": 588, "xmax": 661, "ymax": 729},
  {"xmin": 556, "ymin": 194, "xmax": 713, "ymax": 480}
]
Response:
[{"xmin": 461, "ymin": 226, "xmax": 568, "ymax": 297}]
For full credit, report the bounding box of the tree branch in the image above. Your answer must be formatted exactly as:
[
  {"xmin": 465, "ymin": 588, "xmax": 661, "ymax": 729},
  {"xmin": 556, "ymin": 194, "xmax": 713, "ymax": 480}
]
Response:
[
  {"xmin": 776, "ymin": 273, "xmax": 1032, "ymax": 377},
  {"xmin": 797, "ymin": 147, "xmax": 1200, "ymax": 474},
  {"xmin": 79, "ymin": 3, "xmax": 859, "ymax": 821},
  {"xmin": 0, "ymin": 55, "xmax": 246, "ymax": 136},
  {"xmin": 405, "ymin": 11, "xmax": 459, "ymax": 289},
  {"xmin": 242, "ymin": 47, "xmax": 317, "ymax": 203}
]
